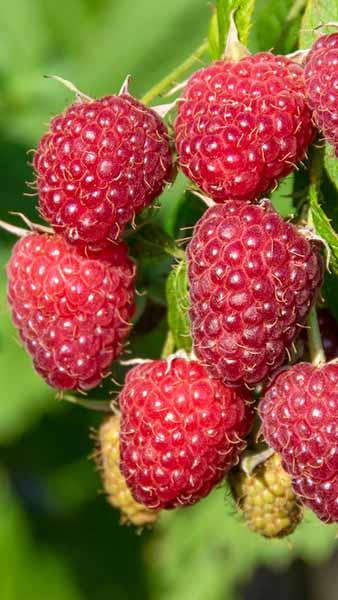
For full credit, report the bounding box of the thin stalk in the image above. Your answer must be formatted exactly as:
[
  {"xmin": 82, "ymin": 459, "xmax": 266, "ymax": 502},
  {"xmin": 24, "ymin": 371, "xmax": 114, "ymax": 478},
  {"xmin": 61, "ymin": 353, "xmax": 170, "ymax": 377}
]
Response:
[
  {"xmin": 306, "ymin": 148, "xmax": 326, "ymax": 367},
  {"xmin": 141, "ymin": 41, "xmax": 208, "ymax": 105},
  {"xmin": 306, "ymin": 306, "xmax": 326, "ymax": 367},
  {"xmin": 161, "ymin": 330, "xmax": 175, "ymax": 358},
  {"xmin": 63, "ymin": 395, "xmax": 112, "ymax": 412}
]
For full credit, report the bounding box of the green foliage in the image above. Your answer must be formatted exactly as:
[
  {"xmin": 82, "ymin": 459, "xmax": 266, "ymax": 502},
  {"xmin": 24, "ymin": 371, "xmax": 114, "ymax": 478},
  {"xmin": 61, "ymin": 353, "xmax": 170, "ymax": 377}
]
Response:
[
  {"xmin": 1, "ymin": 1, "xmax": 338, "ymax": 599},
  {"xmin": 166, "ymin": 260, "xmax": 192, "ymax": 353},
  {"xmin": 300, "ymin": 0, "xmax": 338, "ymax": 47},
  {"xmin": 209, "ymin": 0, "xmax": 255, "ymax": 58}
]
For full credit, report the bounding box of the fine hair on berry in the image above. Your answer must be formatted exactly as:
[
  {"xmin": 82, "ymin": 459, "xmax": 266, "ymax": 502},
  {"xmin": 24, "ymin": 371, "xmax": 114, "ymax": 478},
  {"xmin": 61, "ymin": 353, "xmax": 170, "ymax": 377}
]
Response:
[
  {"xmin": 304, "ymin": 33, "xmax": 338, "ymax": 156},
  {"xmin": 260, "ymin": 362, "xmax": 338, "ymax": 524},
  {"xmin": 33, "ymin": 94, "xmax": 173, "ymax": 245},
  {"xmin": 7, "ymin": 232, "xmax": 135, "ymax": 391},
  {"xmin": 119, "ymin": 356, "xmax": 254, "ymax": 509},
  {"xmin": 175, "ymin": 53, "xmax": 314, "ymax": 202},
  {"xmin": 187, "ymin": 200, "xmax": 323, "ymax": 386}
]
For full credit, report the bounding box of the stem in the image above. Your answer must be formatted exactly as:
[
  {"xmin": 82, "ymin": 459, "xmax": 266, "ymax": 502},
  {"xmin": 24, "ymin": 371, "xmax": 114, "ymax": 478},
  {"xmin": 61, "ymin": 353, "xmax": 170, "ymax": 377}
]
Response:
[
  {"xmin": 306, "ymin": 148, "xmax": 326, "ymax": 367},
  {"xmin": 306, "ymin": 307, "xmax": 326, "ymax": 367},
  {"xmin": 63, "ymin": 395, "xmax": 112, "ymax": 412},
  {"xmin": 141, "ymin": 41, "xmax": 208, "ymax": 105},
  {"xmin": 161, "ymin": 330, "xmax": 175, "ymax": 358}
]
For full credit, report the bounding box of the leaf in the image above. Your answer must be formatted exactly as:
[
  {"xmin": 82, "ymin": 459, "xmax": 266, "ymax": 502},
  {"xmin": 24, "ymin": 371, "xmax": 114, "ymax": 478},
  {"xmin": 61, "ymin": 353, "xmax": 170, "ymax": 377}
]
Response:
[
  {"xmin": 166, "ymin": 260, "xmax": 192, "ymax": 353},
  {"xmin": 148, "ymin": 486, "xmax": 337, "ymax": 600},
  {"xmin": 249, "ymin": 0, "xmax": 301, "ymax": 54},
  {"xmin": 300, "ymin": 0, "xmax": 338, "ymax": 48},
  {"xmin": 310, "ymin": 195, "xmax": 338, "ymax": 274},
  {"xmin": 213, "ymin": 0, "xmax": 255, "ymax": 59},
  {"xmin": 324, "ymin": 141, "xmax": 338, "ymax": 190},
  {"xmin": 128, "ymin": 224, "xmax": 184, "ymax": 262},
  {"xmin": 208, "ymin": 12, "xmax": 220, "ymax": 61}
]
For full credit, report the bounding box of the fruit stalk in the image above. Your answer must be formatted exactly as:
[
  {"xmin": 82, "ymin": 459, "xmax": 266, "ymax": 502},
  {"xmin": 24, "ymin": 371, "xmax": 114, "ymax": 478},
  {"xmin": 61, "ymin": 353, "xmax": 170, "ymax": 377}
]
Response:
[
  {"xmin": 306, "ymin": 149, "xmax": 326, "ymax": 367},
  {"xmin": 141, "ymin": 41, "xmax": 208, "ymax": 105}
]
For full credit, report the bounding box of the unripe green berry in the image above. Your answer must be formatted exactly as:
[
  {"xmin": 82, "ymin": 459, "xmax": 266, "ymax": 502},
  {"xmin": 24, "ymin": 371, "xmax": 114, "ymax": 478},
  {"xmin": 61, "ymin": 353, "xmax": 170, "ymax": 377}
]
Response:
[{"xmin": 231, "ymin": 453, "xmax": 303, "ymax": 538}]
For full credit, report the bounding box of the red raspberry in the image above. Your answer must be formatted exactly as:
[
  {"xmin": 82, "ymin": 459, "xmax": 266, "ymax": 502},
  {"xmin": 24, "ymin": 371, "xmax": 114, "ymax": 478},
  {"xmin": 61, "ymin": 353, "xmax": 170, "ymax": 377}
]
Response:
[
  {"xmin": 33, "ymin": 94, "xmax": 172, "ymax": 244},
  {"xmin": 6, "ymin": 233, "xmax": 135, "ymax": 390},
  {"xmin": 119, "ymin": 357, "xmax": 253, "ymax": 509},
  {"xmin": 304, "ymin": 34, "xmax": 338, "ymax": 155},
  {"xmin": 187, "ymin": 201, "xmax": 323, "ymax": 385},
  {"xmin": 259, "ymin": 362, "xmax": 338, "ymax": 523},
  {"xmin": 175, "ymin": 53, "xmax": 314, "ymax": 201}
]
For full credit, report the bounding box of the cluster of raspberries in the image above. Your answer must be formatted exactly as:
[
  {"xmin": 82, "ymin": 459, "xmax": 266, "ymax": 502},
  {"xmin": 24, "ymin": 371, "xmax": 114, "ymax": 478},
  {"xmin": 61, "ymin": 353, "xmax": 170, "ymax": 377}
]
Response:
[{"xmin": 4, "ymin": 31, "xmax": 338, "ymax": 531}]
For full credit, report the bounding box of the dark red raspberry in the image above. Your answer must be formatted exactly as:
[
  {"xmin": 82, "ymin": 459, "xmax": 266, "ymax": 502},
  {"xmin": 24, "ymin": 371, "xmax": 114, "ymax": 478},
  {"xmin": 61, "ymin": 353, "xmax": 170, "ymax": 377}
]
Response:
[
  {"xmin": 119, "ymin": 357, "xmax": 253, "ymax": 509},
  {"xmin": 304, "ymin": 34, "xmax": 338, "ymax": 155},
  {"xmin": 33, "ymin": 94, "xmax": 172, "ymax": 244},
  {"xmin": 175, "ymin": 54, "xmax": 314, "ymax": 201},
  {"xmin": 187, "ymin": 200, "xmax": 323, "ymax": 385},
  {"xmin": 260, "ymin": 362, "xmax": 338, "ymax": 523},
  {"xmin": 6, "ymin": 233, "xmax": 135, "ymax": 390}
]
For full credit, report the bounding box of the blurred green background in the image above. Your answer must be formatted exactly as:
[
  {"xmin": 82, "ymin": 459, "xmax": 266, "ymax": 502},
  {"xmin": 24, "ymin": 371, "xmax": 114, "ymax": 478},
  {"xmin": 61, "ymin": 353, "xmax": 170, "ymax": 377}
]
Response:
[{"xmin": 0, "ymin": 1, "xmax": 337, "ymax": 599}]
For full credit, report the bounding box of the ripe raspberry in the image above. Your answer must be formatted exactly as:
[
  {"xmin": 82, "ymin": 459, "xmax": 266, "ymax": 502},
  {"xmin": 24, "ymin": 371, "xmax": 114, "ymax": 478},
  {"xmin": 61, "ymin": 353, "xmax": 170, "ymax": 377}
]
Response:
[
  {"xmin": 304, "ymin": 34, "xmax": 338, "ymax": 155},
  {"xmin": 230, "ymin": 453, "xmax": 303, "ymax": 538},
  {"xmin": 119, "ymin": 357, "xmax": 254, "ymax": 509},
  {"xmin": 260, "ymin": 362, "xmax": 338, "ymax": 523},
  {"xmin": 175, "ymin": 54, "xmax": 314, "ymax": 201},
  {"xmin": 97, "ymin": 415, "xmax": 159, "ymax": 526},
  {"xmin": 187, "ymin": 200, "xmax": 323, "ymax": 385},
  {"xmin": 6, "ymin": 233, "xmax": 135, "ymax": 390},
  {"xmin": 33, "ymin": 94, "xmax": 172, "ymax": 244}
]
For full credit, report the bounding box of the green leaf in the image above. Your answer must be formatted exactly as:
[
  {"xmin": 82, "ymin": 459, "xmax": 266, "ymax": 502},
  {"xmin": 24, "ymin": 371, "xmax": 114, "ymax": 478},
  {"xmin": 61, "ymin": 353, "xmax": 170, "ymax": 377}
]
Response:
[
  {"xmin": 166, "ymin": 260, "xmax": 192, "ymax": 353},
  {"xmin": 208, "ymin": 12, "xmax": 220, "ymax": 61},
  {"xmin": 249, "ymin": 0, "xmax": 302, "ymax": 54},
  {"xmin": 310, "ymin": 194, "xmax": 338, "ymax": 274},
  {"xmin": 300, "ymin": 0, "xmax": 338, "ymax": 48},
  {"xmin": 213, "ymin": 0, "xmax": 255, "ymax": 58},
  {"xmin": 128, "ymin": 224, "xmax": 185, "ymax": 262},
  {"xmin": 324, "ymin": 142, "xmax": 338, "ymax": 190}
]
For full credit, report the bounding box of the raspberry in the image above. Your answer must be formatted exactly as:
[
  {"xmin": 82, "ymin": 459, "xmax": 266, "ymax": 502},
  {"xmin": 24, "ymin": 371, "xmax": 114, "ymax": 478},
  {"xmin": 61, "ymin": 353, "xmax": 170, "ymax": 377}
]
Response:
[
  {"xmin": 260, "ymin": 362, "xmax": 338, "ymax": 523},
  {"xmin": 187, "ymin": 200, "xmax": 323, "ymax": 385},
  {"xmin": 6, "ymin": 233, "xmax": 135, "ymax": 391},
  {"xmin": 304, "ymin": 34, "xmax": 338, "ymax": 155},
  {"xmin": 230, "ymin": 453, "xmax": 303, "ymax": 538},
  {"xmin": 175, "ymin": 54, "xmax": 314, "ymax": 201},
  {"xmin": 33, "ymin": 94, "xmax": 172, "ymax": 244},
  {"xmin": 119, "ymin": 356, "xmax": 254, "ymax": 509},
  {"xmin": 97, "ymin": 415, "xmax": 159, "ymax": 525}
]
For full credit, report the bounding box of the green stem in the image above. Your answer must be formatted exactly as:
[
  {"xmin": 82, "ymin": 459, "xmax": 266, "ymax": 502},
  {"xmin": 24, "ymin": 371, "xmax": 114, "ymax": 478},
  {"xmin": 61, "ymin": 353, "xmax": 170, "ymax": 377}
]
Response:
[
  {"xmin": 141, "ymin": 41, "xmax": 208, "ymax": 105},
  {"xmin": 306, "ymin": 306, "xmax": 326, "ymax": 367},
  {"xmin": 161, "ymin": 330, "xmax": 176, "ymax": 358},
  {"xmin": 63, "ymin": 395, "xmax": 112, "ymax": 412},
  {"xmin": 306, "ymin": 148, "xmax": 326, "ymax": 367}
]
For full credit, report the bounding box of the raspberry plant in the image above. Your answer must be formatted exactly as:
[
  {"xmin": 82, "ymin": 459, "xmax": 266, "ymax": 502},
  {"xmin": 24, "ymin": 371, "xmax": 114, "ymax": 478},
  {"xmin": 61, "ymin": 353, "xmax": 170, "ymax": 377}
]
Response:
[{"xmin": 1, "ymin": 0, "xmax": 338, "ymax": 597}]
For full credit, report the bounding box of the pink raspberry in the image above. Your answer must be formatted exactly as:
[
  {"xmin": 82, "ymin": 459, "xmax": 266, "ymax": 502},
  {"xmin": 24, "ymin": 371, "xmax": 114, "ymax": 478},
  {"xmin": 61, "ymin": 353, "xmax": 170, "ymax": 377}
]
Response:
[
  {"xmin": 119, "ymin": 357, "xmax": 253, "ymax": 509},
  {"xmin": 6, "ymin": 233, "xmax": 135, "ymax": 390},
  {"xmin": 260, "ymin": 362, "xmax": 338, "ymax": 523},
  {"xmin": 175, "ymin": 53, "xmax": 314, "ymax": 201},
  {"xmin": 33, "ymin": 94, "xmax": 173, "ymax": 244},
  {"xmin": 304, "ymin": 33, "xmax": 338, "ymax": 155},
  {"xmin": 187, "ymin": 201, "xmax": 323, "ymax": 385}
]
